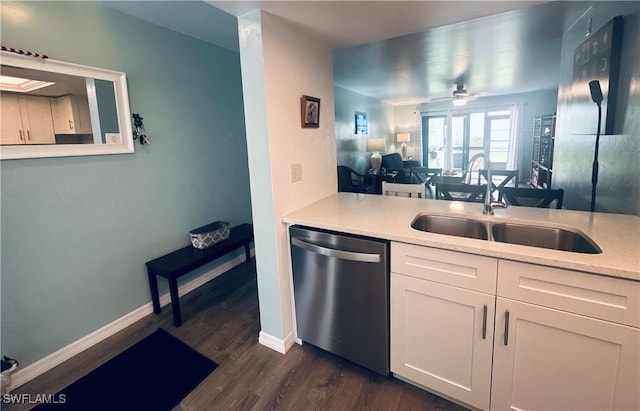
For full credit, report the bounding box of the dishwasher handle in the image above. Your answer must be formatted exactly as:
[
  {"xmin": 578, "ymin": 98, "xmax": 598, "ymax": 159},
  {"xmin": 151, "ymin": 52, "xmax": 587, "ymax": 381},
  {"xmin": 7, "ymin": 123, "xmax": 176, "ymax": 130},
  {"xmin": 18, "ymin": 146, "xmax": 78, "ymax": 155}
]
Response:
[{"xmin": 291, "ymin": 237, "xmax": 382, "ymax": 263}]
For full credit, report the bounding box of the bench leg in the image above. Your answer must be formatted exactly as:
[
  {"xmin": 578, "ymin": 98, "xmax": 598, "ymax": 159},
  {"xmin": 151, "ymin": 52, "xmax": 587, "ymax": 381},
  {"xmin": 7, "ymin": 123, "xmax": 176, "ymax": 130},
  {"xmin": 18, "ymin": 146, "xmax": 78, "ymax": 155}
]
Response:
[
  {"xmin": 244, "ymin": 242, "xmax": 251, "ymax": 262},
  {"xmin": 168, "ymin": 277, "xmax": 182, "ymax": 327},
  {"xmin": 147, "ymin": 267, "xmax": 161, "ymax": 314}
]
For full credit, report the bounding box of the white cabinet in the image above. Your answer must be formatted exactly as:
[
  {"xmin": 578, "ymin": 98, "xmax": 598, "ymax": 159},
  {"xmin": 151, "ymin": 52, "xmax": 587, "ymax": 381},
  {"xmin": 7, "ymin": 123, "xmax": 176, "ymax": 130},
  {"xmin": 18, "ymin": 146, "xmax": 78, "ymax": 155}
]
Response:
[
  {"xmin": 392, "ymin": 274, "xmax": 495, "ymax": 410},
  {"xmin": 51, "ymin": 94, "xmax": 92, "ymax": 134},
  {"xmin": 491, "ymin": 298, "xmax": 640, "ymax": 411},
  {"xmin": 390, "ymin": 242, "xmax": 497, "ymax": 410},
  {"xmin": 1, "ymin": 94, "xmax": 55, "ymax": 145},
  {"xmin": 492, "ymin": 261, "xmax": 640, "ymax": 411},
  {"xmin": 390, "ymin": 243, "xmax": 640, "ymax": 411}
]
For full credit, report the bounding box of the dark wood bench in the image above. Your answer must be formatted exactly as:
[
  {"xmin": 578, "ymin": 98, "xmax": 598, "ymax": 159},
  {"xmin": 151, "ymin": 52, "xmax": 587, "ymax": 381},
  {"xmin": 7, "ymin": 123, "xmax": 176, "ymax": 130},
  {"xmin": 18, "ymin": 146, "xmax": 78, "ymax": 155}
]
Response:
[{"xmin": 146, "ymin": 223, "xmax": 253, "ymax": 326}]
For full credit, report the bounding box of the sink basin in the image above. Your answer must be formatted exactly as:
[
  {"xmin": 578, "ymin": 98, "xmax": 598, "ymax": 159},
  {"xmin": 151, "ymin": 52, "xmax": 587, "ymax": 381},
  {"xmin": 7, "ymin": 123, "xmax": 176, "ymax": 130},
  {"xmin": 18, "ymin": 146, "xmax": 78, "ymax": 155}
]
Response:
[
  {"xmin": 411, "ymin": 213, "xmax": 602, "ymax": 254},
  {"xmin": 411, "ymin": 214, "xmax": 489, "ymax": 240},
  {"xmin": 491, "ymin": 223, "xmax": 602, "ymax": 254}
]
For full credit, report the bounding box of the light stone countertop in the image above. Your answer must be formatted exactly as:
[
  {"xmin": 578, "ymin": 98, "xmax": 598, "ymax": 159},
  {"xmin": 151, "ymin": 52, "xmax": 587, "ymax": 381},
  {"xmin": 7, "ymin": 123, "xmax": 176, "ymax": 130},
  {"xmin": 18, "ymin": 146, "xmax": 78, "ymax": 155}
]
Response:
[{"xmin": 283, "ymin": 193, "xmax": 640, "ymax": 281}]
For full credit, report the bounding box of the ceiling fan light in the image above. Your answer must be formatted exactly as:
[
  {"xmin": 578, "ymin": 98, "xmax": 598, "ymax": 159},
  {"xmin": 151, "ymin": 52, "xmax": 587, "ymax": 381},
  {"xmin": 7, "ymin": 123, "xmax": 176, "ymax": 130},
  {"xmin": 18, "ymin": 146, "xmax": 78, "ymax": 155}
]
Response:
[{"xmin": 452, "ymin": 98, "xmax": 467, "ymax": 107}]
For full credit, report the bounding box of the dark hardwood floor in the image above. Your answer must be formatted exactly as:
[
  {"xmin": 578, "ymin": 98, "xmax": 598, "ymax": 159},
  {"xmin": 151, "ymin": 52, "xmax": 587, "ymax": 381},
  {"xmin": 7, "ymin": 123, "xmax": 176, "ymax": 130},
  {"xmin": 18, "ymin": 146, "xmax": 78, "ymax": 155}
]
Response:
[{"xmin": 5, "ymin": 259, "xmax": 468, "ymax": 411}]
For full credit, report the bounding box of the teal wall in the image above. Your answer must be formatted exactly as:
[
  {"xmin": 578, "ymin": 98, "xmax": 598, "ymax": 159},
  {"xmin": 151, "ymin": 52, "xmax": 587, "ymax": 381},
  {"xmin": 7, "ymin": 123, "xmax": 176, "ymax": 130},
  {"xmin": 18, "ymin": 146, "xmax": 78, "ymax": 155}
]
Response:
[
  {"xmin": 237, "ymin": 11, "xmax": 283, "ymax": 338},
  {"xmin": 1, "ymin": 2, "xmax": 251, "ymax": 367},
  {"xmin": 335, "ymin": 86, "xmax": 394, "ymax": 174}
]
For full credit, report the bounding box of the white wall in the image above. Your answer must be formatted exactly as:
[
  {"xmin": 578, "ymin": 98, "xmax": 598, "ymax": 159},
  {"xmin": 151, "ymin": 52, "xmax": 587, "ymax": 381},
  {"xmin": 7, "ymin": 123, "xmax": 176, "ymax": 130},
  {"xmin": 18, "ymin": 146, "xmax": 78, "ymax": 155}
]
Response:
[
  {"xmin": 394, "ymin": 105, "xmax": 422, "ymax": 164},
  {"xmin": 238, "ymin": 10, "xmax": 336, "ymax": 350}
]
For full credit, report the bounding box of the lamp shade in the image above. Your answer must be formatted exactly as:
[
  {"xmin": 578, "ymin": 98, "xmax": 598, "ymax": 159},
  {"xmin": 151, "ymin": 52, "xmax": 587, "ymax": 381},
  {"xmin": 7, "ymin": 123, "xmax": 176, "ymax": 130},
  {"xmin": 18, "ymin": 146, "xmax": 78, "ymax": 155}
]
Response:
[
  {"xmin": 366, "ymin": 137, "xmax": 386, "ymax": 153},
  {"xmin": 396, "ymin": 133, "xmax": 410, "ymax": 143}
]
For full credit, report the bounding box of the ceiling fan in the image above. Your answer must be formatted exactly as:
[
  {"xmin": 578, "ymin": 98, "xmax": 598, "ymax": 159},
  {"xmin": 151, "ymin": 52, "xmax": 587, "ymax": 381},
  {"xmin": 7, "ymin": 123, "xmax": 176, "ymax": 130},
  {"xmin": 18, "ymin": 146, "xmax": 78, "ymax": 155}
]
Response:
[
  {"xmin": 427, "ymin": 83, "xmax": 486, "ymax": 106},
  {"xmin": 451, "ymin": 83, "xmax": 470, "ymax": 106}
]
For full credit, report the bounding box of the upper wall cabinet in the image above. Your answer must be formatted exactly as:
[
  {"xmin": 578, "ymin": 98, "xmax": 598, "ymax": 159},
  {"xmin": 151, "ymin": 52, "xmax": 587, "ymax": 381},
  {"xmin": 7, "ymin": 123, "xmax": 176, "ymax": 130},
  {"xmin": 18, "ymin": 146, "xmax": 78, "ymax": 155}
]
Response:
[
  {"xmin": 1, "ymin": 94, "xmax": 55, "ymax": 145},
  {"xmin": 51, "ymin": 94, "xmax": 93, "ymax": 135},
  {"xmin": 0, "ymin": 51, "xmax": 134, "ymax": 160}
]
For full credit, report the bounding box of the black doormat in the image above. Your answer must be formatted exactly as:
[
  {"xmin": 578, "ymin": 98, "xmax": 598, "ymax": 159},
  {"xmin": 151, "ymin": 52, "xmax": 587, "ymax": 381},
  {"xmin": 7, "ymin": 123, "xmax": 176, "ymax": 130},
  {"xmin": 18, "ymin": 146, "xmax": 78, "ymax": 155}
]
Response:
[{"xmin": 35, "ymin": 328, "xmax": 218, "ymax": 410}]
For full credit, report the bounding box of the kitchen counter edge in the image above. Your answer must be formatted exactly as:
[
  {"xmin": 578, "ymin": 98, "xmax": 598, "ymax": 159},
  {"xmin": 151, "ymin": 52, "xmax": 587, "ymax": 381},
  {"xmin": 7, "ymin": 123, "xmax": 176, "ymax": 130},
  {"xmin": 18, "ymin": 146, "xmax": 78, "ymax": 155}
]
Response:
[{"xmin": 283, "ymin": 193, "xmax": 640, "ymax": 282}]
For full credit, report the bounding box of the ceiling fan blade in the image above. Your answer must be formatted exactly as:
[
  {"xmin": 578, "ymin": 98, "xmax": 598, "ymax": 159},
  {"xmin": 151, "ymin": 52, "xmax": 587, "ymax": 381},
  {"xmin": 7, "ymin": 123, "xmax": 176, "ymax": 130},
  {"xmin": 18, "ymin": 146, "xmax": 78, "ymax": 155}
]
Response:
[
  {"xmin": 425, "ymin": 96, "xmax": 453, "ymax": 103},
  {"xmin": 466, "ymin": 90, "xmax": 492, "ymax": 100}
]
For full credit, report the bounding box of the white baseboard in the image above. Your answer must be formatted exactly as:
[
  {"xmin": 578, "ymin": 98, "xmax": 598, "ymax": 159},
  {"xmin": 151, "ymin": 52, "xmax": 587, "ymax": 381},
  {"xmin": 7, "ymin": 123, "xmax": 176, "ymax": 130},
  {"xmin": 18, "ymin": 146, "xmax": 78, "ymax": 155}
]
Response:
[
  {"xmin": 258, "ymin": 330, "xmax": 295, "ymax": 354},
  {"xmin": 10, "ymin": 251, "xmax": 253, "ymax": 390}
]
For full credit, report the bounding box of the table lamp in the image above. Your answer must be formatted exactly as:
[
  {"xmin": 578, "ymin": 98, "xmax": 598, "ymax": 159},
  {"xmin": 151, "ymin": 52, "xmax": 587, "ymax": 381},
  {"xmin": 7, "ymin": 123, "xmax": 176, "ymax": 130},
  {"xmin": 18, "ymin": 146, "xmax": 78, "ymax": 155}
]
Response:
[
  {"xmin": 397, "ymin": 133, "xmax": 410, "ymax": 160},
  {"xmin": 366, "ymin": 137, "xmax": 386, "ymax": 174}
]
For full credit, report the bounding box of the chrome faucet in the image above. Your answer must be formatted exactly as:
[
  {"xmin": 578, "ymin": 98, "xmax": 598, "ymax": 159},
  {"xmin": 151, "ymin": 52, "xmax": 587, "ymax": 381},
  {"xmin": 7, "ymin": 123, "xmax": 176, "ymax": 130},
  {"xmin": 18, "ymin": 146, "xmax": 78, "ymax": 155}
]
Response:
[{"xmin": 463, "ymin": 152, "xmax": 506, "ymax": 215}]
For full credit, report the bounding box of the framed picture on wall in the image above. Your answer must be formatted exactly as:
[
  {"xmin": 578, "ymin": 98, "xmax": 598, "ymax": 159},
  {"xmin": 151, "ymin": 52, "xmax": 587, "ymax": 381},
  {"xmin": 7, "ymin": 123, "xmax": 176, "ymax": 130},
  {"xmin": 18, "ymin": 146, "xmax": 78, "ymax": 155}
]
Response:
[
  {"xmin": 570, "ymin": 16, "xmax": 623, "ymax": 135},
  {"xmin": 355, "ymin": 111, "xmax": 368, "ymax": 134},
  {"xmin": 301, "ymin": 95, "xmax": 320, "ymax": 128}
]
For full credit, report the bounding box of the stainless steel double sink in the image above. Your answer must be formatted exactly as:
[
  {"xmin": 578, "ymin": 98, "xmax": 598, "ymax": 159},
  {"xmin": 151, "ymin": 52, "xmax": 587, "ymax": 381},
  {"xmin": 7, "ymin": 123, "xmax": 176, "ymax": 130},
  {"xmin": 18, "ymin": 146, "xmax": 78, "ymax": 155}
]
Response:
[{"xmin": 411, "ymin": 214, "xmax": 602, "ymax": 254}]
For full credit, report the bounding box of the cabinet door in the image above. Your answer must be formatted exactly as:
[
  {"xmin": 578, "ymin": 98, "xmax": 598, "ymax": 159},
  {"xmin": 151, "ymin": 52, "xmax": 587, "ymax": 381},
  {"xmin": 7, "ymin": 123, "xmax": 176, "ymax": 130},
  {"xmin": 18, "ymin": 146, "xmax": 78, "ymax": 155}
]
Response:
[
  {"xmin": 1, "ymin": 94, "xmax": 26, "ymax": 144},
  {"xmin": 391, "ymin": 273, "xmax": 495, "ymax": 410},
  {"xmin": 52, "ymin": 95, "xmax": 77, "ymax": 133},
  {"xmin": 492, "ymin": 298, "xmax": 640, "ymax": 411},
  {"xmin": 20, "ymin": 96, "xmax": 55, "ymax": 144},
  {"xmin": 52, "ymin": 95, "xmax": 92, "ymax": 134},
  {"xmin": 75, "ymin": 95, "xmax": 92, "ymax": 134}
]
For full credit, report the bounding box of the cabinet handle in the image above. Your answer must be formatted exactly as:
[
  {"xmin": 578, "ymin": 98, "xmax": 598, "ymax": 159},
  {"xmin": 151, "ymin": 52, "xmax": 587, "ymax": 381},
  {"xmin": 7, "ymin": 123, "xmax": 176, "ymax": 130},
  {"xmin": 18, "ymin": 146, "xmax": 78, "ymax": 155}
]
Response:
[
  {"xmin": 26, "ymin": 130, "xmax": 31, "ymax": 141},
  {"xmin": 482, "ymin": 304, "xmax": 488, "ymax": 339},
  {"xmin": 504, "ymin": 310, "xmax": 510, "ymax": 346},
  {"xmin": 69, "ymin": 120, "xmax": 74, "ymax": 130},
  {"xmin": 19, "ymin": 130, "xmax": 23, "ymax": 141}
]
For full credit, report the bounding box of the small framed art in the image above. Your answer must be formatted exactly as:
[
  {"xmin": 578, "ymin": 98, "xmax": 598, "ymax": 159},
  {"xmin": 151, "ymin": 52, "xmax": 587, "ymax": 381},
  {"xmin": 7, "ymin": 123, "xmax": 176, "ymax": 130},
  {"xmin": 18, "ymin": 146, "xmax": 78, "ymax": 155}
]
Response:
[
  {"xmin": 301, "ymin": 95, "xmax": 320, "ymax": 128},
  {"xmin": 355, "ymin": 111, "xmax": 368, "ymax": 134}
]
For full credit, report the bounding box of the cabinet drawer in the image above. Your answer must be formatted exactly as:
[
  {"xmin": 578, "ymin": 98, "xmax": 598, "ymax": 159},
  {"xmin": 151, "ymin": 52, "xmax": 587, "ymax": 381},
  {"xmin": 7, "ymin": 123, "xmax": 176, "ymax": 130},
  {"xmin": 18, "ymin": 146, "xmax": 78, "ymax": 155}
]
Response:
[
  {"xmin": 391, "ymin": 242, "xmax": 497, "ymax": 294},
  {"xmin": 498, "ymin": 260, "xmax": 640, "ymax": 328}
]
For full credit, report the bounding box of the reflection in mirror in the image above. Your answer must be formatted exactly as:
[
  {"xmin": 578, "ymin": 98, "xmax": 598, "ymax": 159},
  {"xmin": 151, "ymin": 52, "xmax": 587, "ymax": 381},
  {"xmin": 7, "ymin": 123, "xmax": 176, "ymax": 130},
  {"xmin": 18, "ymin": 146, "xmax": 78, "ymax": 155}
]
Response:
[{"xmin": 0, "ymin": 51, "xmax": 134, "ymax": 160}]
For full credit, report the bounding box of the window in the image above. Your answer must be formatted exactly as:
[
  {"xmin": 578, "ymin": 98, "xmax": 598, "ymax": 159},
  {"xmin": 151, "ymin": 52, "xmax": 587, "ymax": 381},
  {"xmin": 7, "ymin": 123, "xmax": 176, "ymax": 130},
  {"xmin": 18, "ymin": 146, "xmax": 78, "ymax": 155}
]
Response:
[{"xmin": 422, "ymin": 107, "xmax": 515, "ymax": 172}]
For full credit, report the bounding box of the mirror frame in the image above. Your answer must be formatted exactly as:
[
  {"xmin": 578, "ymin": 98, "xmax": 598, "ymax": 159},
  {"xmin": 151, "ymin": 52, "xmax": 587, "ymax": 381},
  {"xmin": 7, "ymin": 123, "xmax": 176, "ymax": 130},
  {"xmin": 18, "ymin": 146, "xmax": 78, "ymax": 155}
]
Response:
[{"xmin": 1, "ymin": 51, "xmax": 134, "ymax": 160}]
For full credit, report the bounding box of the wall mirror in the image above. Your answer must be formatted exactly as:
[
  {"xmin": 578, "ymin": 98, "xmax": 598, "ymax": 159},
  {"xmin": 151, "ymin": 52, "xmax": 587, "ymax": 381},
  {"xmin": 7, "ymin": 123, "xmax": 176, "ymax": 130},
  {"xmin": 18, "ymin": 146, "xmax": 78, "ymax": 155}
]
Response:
[{"xmin": 0, "ymin": 51, "xmax": 134, "ymax": 160}]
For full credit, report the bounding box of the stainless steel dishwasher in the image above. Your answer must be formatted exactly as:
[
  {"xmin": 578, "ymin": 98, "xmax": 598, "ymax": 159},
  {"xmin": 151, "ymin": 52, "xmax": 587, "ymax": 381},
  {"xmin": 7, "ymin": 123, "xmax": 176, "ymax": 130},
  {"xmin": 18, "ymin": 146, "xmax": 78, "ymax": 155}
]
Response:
[{"xmin": 289, "ymin": 225, "xmax": 389, "ymax": 376}]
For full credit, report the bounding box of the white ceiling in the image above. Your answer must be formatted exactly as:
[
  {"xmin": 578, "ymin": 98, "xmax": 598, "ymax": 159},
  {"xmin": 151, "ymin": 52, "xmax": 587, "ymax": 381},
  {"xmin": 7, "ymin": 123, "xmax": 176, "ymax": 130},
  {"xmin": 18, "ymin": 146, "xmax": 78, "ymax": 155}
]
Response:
[
  {"xmin": 333, "ymin": 2, "xmax": 569, "ymax": 105},
  {"xmin": 103, "ymin": 1, "xmax": 572, "ymax": 106},
  {"xmin": 209, "ymin": 1, "xmax": 551, "ymax": 49}
]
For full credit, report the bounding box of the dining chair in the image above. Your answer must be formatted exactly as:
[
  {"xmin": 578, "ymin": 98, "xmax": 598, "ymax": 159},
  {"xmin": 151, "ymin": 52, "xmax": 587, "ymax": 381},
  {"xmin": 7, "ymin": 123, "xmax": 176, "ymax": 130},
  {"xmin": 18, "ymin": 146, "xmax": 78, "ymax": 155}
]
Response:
[
  {"xmin": 436, "ymin": 183, "xmax": 486, "ymax": 203},
  {"xmin": 410, "ymin": 167, "xmax": 442, "ymax": 198},
  {"xmin": 499, "ymin": 187, "xmax": 564, "ymax": 209},
  {"xmin": 382, "ymin": 181, "xmax": 425, "ymax": 198},
  {"xmin": 410, "ymin": 167, "xmax": 442, "ymax": 184},
  {"xmin": 478, "ymin": 169, "xmax": 519, "ymax": 201}
]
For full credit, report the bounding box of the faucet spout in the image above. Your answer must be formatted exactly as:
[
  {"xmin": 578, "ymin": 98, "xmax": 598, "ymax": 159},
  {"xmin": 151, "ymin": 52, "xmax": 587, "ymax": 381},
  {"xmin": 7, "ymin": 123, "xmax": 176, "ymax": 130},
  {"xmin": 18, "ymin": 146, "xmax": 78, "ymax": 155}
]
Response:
[{"xmin": 464, "ymin": 153, "xmax": 495, "ymax": 215}]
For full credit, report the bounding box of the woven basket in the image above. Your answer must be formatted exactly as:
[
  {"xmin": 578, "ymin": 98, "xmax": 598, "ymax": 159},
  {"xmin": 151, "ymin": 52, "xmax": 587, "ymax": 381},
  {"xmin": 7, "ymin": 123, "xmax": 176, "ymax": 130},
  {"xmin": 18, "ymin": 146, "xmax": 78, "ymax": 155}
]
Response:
[{"xmin": 189, "ymin": 221, "xmax": 230, "ymax": 249}]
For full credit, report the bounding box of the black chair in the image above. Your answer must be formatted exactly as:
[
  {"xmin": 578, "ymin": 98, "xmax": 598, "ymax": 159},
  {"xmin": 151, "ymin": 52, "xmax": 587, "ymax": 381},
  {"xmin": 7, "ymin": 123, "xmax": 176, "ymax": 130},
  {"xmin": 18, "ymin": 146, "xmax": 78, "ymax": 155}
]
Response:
[
  {"xmin": 411, "ymin": 167, "xmax": 442, "ymax": 184},
  {"xmin": 403, "ymin": 160, "xmax": 421, "ymax": 169},
  {"xmin": 436, "ymin": 183, "xmax": 487, "ymax": 203},
  {"xmin": 381, "ymin": 153, "xmax": 411, "ymax": 182},
  {"xmin": 411, "ymin": 167, "xmax": 442, "ymax": 197},
  {"xmin": 337, "ymin": 166, "xmax": 375, "ymax": 194},
  {"xmin": 478, "ymin": 169, "xmax": 519, "ymax": 201},
  {"xmin": 499, "ymin": 187, "xmax": 564, "ymax": 209}
]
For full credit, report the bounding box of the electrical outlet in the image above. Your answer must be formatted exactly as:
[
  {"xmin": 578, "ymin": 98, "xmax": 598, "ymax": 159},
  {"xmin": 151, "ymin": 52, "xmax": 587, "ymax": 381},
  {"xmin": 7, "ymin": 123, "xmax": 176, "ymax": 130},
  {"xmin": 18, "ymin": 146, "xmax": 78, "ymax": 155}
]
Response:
[{"xmin": 291, "ymin": 163, "xmax": 302, "ymax": 183}]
